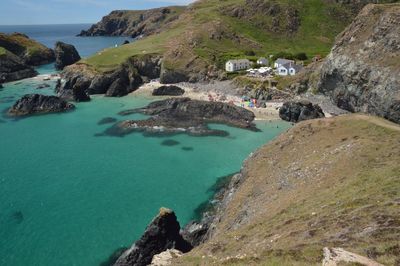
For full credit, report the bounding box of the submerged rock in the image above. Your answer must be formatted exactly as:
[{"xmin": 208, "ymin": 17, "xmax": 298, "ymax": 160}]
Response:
[
  {"xmin": 54, "ymin": 42, "xmax": 81, "ymax": 70},
  {"xmin": 98, "ymin": 117, "xmax": 118, "ymax": 125},
  {"xmin": 152, "ymin": 85, "xmax": 185, "ymax": 96},
  {"xmin": 279, "ymin": 100, "xmax": 325, "ymax": 123},
  {"xmin": 109, "ymin": 98, "xmax": 257, "ymax": 137},
  {"xmin": 8, "ymin": 94, "xmax": 75, "ymax": 116},
  {"xmin": 114, "ymin": 208, "xmax": 192, "ymax": 266},
  {"xmin": 161, "ymin": 139, "xmax": 180, "ymax": 146}
]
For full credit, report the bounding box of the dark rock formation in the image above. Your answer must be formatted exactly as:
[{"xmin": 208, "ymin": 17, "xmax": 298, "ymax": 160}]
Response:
[
  {"xmin": 0, "ymin": 51, "xmax": 37, "ymax": 82},
  {"xmin": 0, "ymin": 33, "xmax": 54, "ymax": 66},
  {"xmin": 122, "ymin": 40, "xmax": 130, "ymax": 45},
  {"xmin": 8, "ymin": 94, "xmax": 75, "ymax": 116},
  {"xmin": 279, "ymin": 100, "xmax": 325, "ymax": 123},
  {"xmin": 54, "ymin": 42, "xmax": 81, "ymax": 70},
  {"xmin": 57, "ymin": 55, "xmax": 162, "ymax": 99},
  {"xmin": 106, "ymin": 98, "xmax": 257, "ymax": 137},
  {"xmin": 181, "ymin": 221, "xmax": 210, "ymax": 248},
  {"xmin": 78, "ymin": 7, "xmax": 184, "ymax": 38},
  {"xmin": 159, "ymin": 68, "xmax": 189, "ymax": 84},
  {"xmin": 55, "ymin": 71, "xmax": 91, "ymax": 102},
  {"xmin": 36, "ymin": 83, "xmax": 51, "ymax": 89},
  {"xmin": 114, "ymin": 208, "xmax": 192, "ymax": 266},
  {"xmin": 98, "ymin": 117, "xmax": 118, "ymax": 125},
  {"xmin": 317, "ymin": 4, "xmax": 400, "ymax": 124},
  {"xmin": 152, "ymin": 85, "xmax": 185, "ymax": 96}
]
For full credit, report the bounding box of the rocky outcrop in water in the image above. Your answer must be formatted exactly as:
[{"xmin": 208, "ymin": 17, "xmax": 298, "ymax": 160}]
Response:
[
  {"xmin": 317, "ymin": 4, "xmax": 400, "ymax": 124},
  {"xmin": 152, "ymin": 85, "xmax": 185, "ymax": 96},
  {"xmin": 0, "ymin": 51, "xmax": 38, "ymax": 82},
  {"xmin": 57, "ymin": 55, "xmax": 162, "ymax": 100},
  {"xmin": 54, "ymin": 42, "xmax": 81, "ymax": 70},
  {"xmin": 8, "ymin": 94, "xmax": 75, "ymax": 116},
  {"xmin": 78, "ymin": 7, "xmax": 185, "ymax": 38},
  {"xmin": 279, "ymin": 100, "xmax": 325, "ymax": 123},
  {"xmin": 105, "ymin": 98, "xmax": 257, "ymax": 137},
  {"xmin": 114, "ymin": 208, "xmax": 191, "ymax": 266}
]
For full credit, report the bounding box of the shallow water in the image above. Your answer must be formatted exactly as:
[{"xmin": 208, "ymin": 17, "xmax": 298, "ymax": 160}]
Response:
[{"xmin": 0, "ymin": 24, "xmax": 291, "ymax": 266}]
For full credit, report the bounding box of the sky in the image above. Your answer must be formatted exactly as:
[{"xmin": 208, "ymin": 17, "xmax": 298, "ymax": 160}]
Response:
[{"xmin": 0, "ymin": 0, "xmax": 195, "ymax": 25}]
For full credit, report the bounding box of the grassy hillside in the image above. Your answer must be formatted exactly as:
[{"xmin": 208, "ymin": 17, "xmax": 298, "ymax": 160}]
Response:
[
  {"xmin": 81, "ymin": 0, "xmax": 388, "ymax": 75},
  {"xmin": 174, "ymin": 114, "xmax": 400, "ymax": 265}
]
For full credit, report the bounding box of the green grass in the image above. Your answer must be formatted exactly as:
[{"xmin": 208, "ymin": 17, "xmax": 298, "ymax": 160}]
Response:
[
  {"xmin": 0, "ymin": 47, "xmax": 6, "ymax": 56},
  {"xmin": 81, "ymin": 0, "xmax": 390, "ymax": 74}
]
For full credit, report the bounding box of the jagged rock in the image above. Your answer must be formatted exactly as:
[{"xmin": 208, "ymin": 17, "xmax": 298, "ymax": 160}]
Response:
[
  {"xmin": 54, "ymin": 42, "xmax": 81, "ymax": 70},
  {"xmin": 57, "ymin": 56, "xmax": 161, "ymax": 99},
  {"xmin": 159, "ymin": 68, "xmax": 189, "ymax": 84},
  {"xmin": 55, "ymin": 71, "xmax": 91, "ymax": 102},
  {"xmin": 181, "ymin": 221, "xmax": 210, "ymax": 247},
  {"xmin": 152, "ymin": 85, "xmax": 185, "ymax": 96},
  {"xmin": 150, "ymin": 249, "xmax": 183, "ymax": 266},
  {"xmin": 0, "ymin": 51, "xmax": 38, "ymax": 82},
  {"xmin": 279, "ymin": 100, "xmax": 325, "ymax": 123},
  {"xmin": 114, "ymin": 208, "xmax": 192, "ymax": 266},
  {"xmin": 122, "ymin": 40, "xmax": 130, "ymax": 45},
  {"xmin": 317, "ymin": 4, "xmax": 400, "ymax": 124},
  {"xmin": 106, "ymin": 98, "xmax": 257, "ymax": 137},
  {"xmin": 8, "ymin": 94, "xmax": 75, "ymax": 116}
]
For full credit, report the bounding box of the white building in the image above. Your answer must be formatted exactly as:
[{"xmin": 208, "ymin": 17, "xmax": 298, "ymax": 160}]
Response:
[
  {"xmin": 225, "ymin": 59, "xmax": 252, "ymax": 72},
  {"xmin": 277, "ymin": 62, "xmax": 303, "ymax": 76},
  {"xmin": 274, "ymin": 58, "xmax": 295, "ymax": 69},
  {"xmin": 257, "ymin": 57, "xmax": 268, "ymax": 65}
]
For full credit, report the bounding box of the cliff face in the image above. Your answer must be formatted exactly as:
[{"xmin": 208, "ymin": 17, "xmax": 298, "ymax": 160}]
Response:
[
  {"xmin": 0, "ymin": 33, "xmax": 54, "ymax": 66},
  {"xmin": 78, "ymin": 7, "xmax": 185, "ymax": 38},
  {"xmin": 57, "ymin": 55, "xmax": 162, "ymax": 100},
  {"xmin": 317, "ymin": 4, "xmax": 400, "ymax": 124},
  {"xmin": 174, "ymin": 114, "xmax": 400, "ymax": 265},
  {"xmin": 0, "ymin": 49, "xmax": 37, "ymax": 82}
]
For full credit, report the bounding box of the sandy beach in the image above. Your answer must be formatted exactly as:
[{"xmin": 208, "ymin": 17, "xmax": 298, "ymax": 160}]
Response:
[{"xmin": 130, "ymin": 81, "xmax": 283, "ymax": 121}]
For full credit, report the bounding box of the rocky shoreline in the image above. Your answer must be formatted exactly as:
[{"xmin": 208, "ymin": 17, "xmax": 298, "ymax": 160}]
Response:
[{"xmin": 102, "ymin": 97, "xmax": 257, "ymax": 137}]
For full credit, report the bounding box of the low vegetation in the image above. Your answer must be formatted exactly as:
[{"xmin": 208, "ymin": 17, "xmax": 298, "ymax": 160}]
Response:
[
  {"xmin": 81, "ymin": 0, "xmax": 378, "ymax": 74},
  {"xmin": 175, "ymin": 114, "xmax": 400, "ymax": 265}
]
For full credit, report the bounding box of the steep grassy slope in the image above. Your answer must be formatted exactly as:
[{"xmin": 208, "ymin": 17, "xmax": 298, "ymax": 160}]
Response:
[
  {"xmin": 174, "ymin": 114, "xmax": 400, "ymax": 265},
  {"xmin": 81, "ymin": 0, "xmax": 392, "ymax": 78}
]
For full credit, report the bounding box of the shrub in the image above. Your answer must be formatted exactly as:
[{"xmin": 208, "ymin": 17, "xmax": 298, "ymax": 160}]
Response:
[
  {"xmin": 244, "ymin": 50, "xmax": 256, "ymax": 56},
  {"xmin": 294, "ymin": 52, "xmax": 308, "ymax": 60}
]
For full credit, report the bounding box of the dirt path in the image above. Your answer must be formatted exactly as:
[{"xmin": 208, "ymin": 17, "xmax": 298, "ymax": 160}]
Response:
[{"xmin": 323, "ymin": 247, "xmax": 384, "ymax": 266}]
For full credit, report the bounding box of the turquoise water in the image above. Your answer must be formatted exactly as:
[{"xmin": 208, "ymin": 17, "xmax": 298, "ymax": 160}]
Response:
[{"xmin": 0, "ymin": 24, "xmax": 291, "ymax": 266}]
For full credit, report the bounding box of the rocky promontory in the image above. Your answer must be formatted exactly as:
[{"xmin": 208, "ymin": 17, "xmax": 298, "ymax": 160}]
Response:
[
  {"xmin": 317, "ymin": 4, "xmax": 400, "ymax": 124},
  {"xmin": 54, "ymin": 42, "xmax": 81, "ymax": 70},
  {"xmin": 57, "ymin": 55, "xmax": 162, "ymax": 100},
  {"xmin": 0, "ymin": 50, "xmax": 38, "ymax": 82},
  {"xmin": 114, "ymin": 208, "xmax": 192, "ymax": 266},
  {"xmin": 0, "ymin": 33, "xmax": 54, "ymax": 66},
  {"xmin": 0, "ymin": 32, "xmax": 55, "ymax": 82},
  {"xmin": 78, "ymin": 7, "xmax": 185, "ymax": 38},
  {"xmin": 8, "ymin": 94, "xmax": 75, "ymax": 116},
  {"xmin": 104, "ymin": 98, "xmax": 256, "ymax": 137}
]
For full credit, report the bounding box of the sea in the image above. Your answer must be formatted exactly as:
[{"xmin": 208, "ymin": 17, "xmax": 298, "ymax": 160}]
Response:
[{"xmin": 0, "ymin": 24, "xmax": 291, "ymax": 266}]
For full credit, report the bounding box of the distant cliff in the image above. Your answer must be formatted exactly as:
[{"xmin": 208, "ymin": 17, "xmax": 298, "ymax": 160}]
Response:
[
  {"xmin": 78, "ymin": 7, "xmax": 186, "ymax": 38},
  {"xmin": 317, "ymin": 3, "xmax": 400, "ymax": 124}
]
